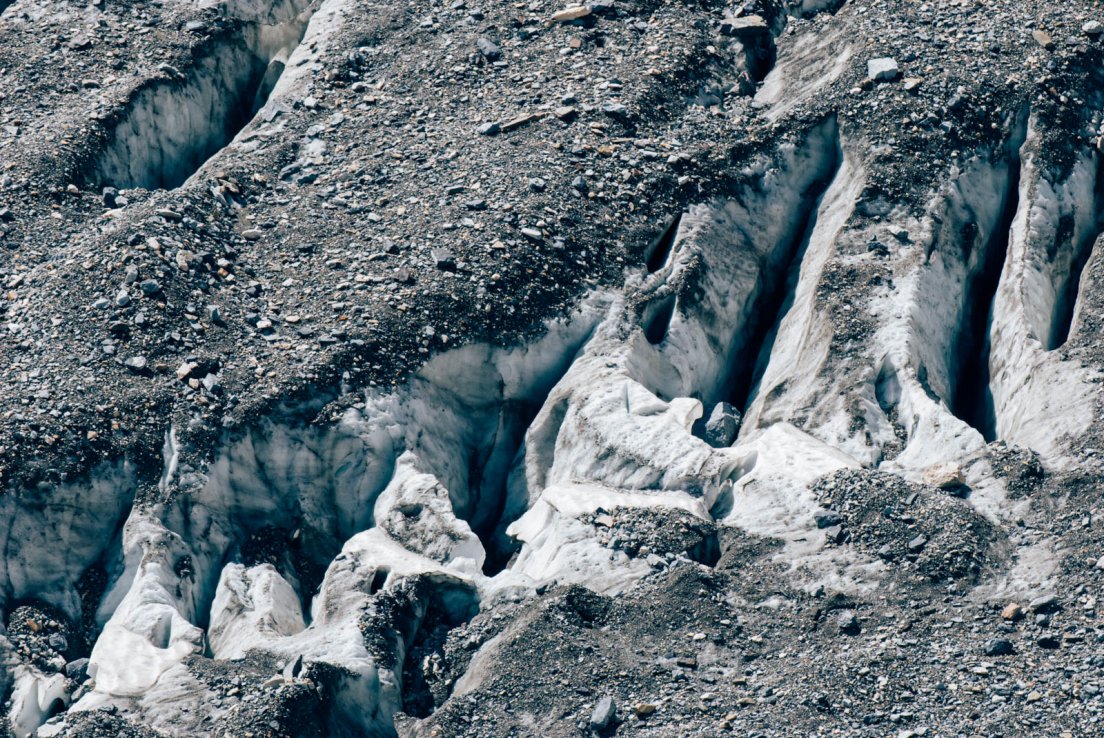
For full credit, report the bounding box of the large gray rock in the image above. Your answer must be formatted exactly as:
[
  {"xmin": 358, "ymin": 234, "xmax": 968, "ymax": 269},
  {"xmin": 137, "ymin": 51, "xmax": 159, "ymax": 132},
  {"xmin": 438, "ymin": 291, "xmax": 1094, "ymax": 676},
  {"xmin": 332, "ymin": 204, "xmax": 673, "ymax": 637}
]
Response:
[{"xmin": 703, "ymin": 402, "xmax": 741, "ymax": 448}]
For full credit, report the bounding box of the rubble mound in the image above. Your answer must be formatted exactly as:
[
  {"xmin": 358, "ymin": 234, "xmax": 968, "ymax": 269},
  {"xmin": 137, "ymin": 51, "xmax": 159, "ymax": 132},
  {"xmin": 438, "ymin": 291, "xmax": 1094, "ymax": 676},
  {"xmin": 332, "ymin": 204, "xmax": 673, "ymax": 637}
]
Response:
[{"xmin": 813, "ymin": 468, "xmax": 1000, "ymax": 581}]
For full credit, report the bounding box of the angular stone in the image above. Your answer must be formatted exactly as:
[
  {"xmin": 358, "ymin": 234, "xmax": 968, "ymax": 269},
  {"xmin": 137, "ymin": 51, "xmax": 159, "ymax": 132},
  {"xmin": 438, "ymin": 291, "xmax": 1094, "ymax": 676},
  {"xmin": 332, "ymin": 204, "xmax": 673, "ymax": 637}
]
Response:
[
  {"xmin": 922, "ymin": 462, "xmax": 965, "ymax": 491},
  {"xmin": 553, "ymin": 5, "xmax": 591, "ymax": 22},
  {"xmin": 602, "ymin": 101, "xmax": 629, "ymax": 119},
  {"xmin": 867, "ymin": 57, "xmax": 900, "ymax": 82},
  {"xmin": 1032, "ymin": 29, "xmax": 1054, "ymax": 49},
  {"xmin": 1036, "ymin": 635, "xmax": 1060, "ymax": 650},
  {"xmin": 839, "ymin": 611, "xmax": 861, "ymax": 635},
  {"xmin": 703, "ymin": 401, "xmax": 740, "ymax": 447},
  {"xmin": 590, "ymin": 695, "xmax": 616, "ymax": 730},
  {"xmin": 1029, "ymin": 594, "xmax": 1060, "ymax": 613},
  {"xmin": 65, "ymin": 658, "xmax": 90, "ymax": 681},
  {"xmin": 432, "ymin": 248, "xmax": 457, "ymax": 270},
  {"xmin": 124, "ymin": 356, "xmax": 148, "ymax": 373},
  {"xmin": 720, "ymin": 14, "xmax": 769, "ymax": 38},
  {"xmin": 502, "ymin": 112, "xmax": 545, "ymax": 132},
  {"xmin": 476, "ymin": 37, "xmax": 502, "ymax": 60}
]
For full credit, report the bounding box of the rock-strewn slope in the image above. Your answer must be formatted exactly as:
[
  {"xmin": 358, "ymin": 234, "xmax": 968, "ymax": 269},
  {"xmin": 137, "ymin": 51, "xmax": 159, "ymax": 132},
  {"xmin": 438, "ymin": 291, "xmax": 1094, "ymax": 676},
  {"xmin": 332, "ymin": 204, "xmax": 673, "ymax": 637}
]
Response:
[{"xmin": 3, "ymin": 0, "xmax": 1104, "ymax": 736}]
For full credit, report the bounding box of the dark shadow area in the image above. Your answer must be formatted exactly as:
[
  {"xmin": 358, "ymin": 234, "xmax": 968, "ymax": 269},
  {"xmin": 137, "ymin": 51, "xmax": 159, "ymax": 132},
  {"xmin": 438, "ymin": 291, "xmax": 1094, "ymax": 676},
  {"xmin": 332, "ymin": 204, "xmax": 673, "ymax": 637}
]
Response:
[
  {"xmin": 643, "ymin": 293, "xmax": 677, "ymax": 345},
  {"xmin": 727, "ymin": 139, "xmax": 842, "ymax": 414},
  {"xmin": 687, "ymin": 529, "xmax": 721, "ymax": 567},
  {"xmin": 399, "ymin": 578, "xmax": 480, "ymax": 719},
  {"xmin": 646, "ymin": 214, "xmax": 682, "ymax": 273},
  {"xmin": 950, "ymin": 158, "xmax": 1022, "ymax": 441}
]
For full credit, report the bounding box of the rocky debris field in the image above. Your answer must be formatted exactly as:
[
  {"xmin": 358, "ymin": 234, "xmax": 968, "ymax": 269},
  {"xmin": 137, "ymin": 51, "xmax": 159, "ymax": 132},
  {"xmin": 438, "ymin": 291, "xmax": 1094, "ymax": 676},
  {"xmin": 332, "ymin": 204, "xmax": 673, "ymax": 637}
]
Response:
[{"xmin": 3, "ymin": 0, "xmax": 1104, "ymax": 736}]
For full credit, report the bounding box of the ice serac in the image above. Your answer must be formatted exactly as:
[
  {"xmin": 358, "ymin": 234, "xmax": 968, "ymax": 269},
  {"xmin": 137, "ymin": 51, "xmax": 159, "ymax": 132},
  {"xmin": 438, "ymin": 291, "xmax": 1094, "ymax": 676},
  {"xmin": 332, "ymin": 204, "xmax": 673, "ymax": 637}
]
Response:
[
  {"xmin": 734, "ymin": 111, "xmax": 1026, "ymax": 474},
  {"xmin": 56, "ymin": 294, "xmax": 606, "ymax": 735},
  {"xmin": 9, "ymin": 116, "xmax": 1104, "ymax": 735},
  {"xmin": 987, "ymin": 121, "xmax": 1102, "ymax": 459},
  {"xmin": 11, "ymin": 96, "xmax": 1104, "ymax": 734},
  {"xmin": 504, "ymin": 120, "xmax": 857, "ymax": 588}
]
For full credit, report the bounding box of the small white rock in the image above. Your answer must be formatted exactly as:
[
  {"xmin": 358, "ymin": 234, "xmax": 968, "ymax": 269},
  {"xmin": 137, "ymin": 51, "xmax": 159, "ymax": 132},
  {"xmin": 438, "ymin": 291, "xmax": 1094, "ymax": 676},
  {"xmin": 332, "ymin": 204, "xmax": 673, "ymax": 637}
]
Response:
[{"xmin": 867, "ymin": 57, "xmax": 900, "ymax": 82}]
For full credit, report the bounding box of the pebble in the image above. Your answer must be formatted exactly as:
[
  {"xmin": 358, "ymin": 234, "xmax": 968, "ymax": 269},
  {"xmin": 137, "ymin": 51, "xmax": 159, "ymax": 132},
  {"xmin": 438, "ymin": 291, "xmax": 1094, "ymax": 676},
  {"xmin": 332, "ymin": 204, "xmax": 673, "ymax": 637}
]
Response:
[
  {"xmin": 432, "ymin": 248, "xmax": 457, "ymax": 270},
  {"xmin": 1000, "ymin": 603, "xmax": 1023, "ymax": 621},
  {"xmin": 1029, "ymin": 594, "xmax": 1059, "ymax": 613},
  {"xmin": 601, "ymin": 101, "xmax": 629, "ymax": 119},
  {"xmin": 124, "ymin": 356, "xmax": 148, "ymax": 373},
  {"xmin": 1032, "ymin": 29, "xmax": 1054, "ymax": 49},
  {"xmin": 839, "ymin": 611, "xmax": 861, "ymax": 635},
  {"xmin": 553, "ymin": 5, "xmax": 591, "ymax": 22},
  {"xmin": 477, "ymin": 37, "xmax": 502, "ymax": 61},
  {"xmin": 590, "ymin": 695, "xmax": 616, "ymax": 730},
  {"xmin": 867, "ymin": 57, "xmax": 900, "ymax": 82},
  {"xmin": 983, "ymin": 638, "xmax": 1014, "ymax": 656},
  {"xmin": 720, "ymin": 14, "xmax": 768, "ymax": 37}
]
